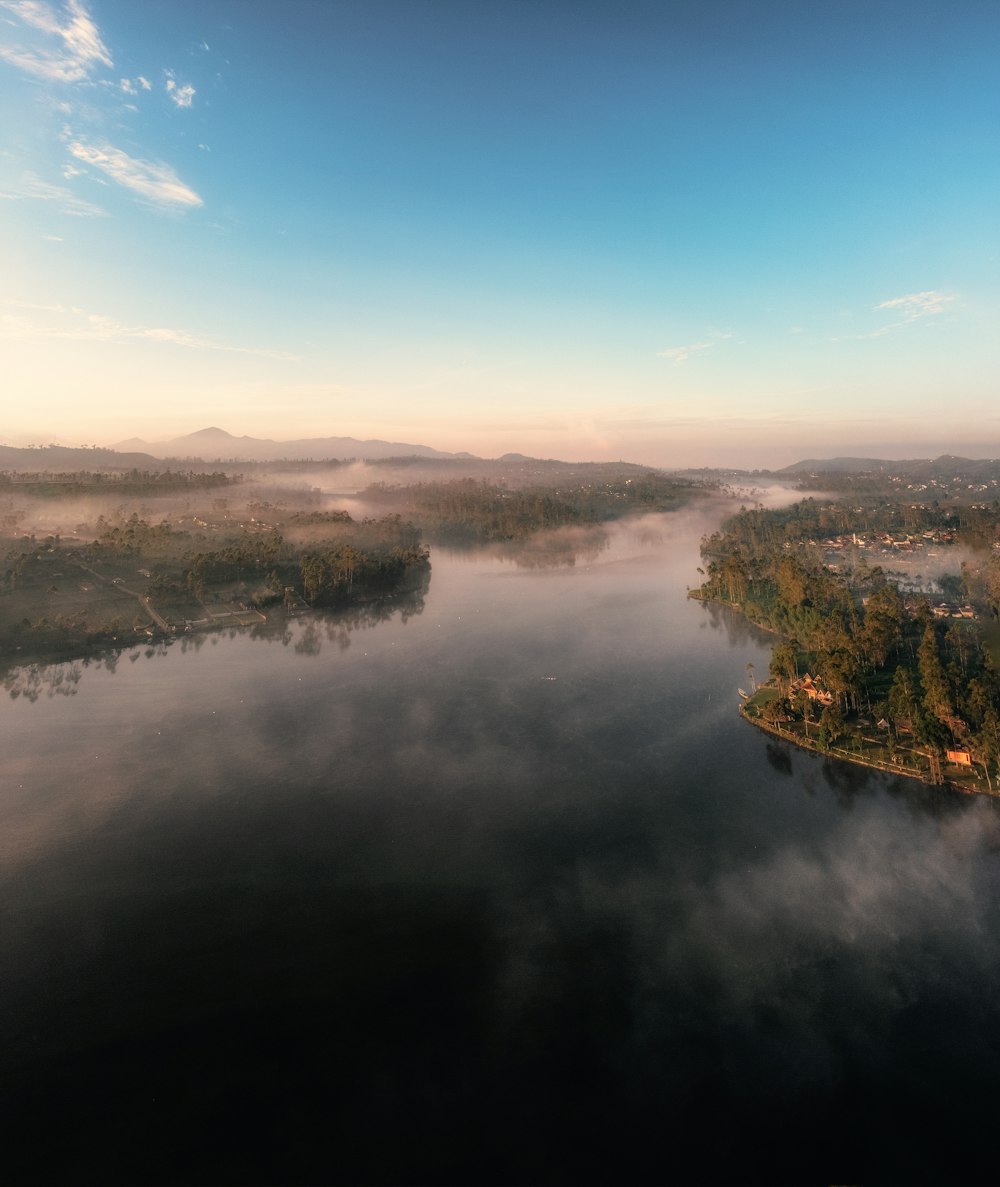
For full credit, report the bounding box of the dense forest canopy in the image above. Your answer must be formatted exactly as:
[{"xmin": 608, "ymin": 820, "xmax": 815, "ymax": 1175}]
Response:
[
  {"xmin": 361, "ymin": 473, "xmax": 689, "ymax": 543},
  {"xmin": 696, "ymin": 494, "xmax": 1000, "ymax": 786}
]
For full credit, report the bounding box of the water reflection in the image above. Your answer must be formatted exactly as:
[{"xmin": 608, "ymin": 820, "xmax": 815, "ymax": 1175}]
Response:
[
  {"xmin": 491, "ymin": 524, "xmax": 610, "ymax": 569},
  {"xmin": 697, "ymin": 595, "xmax": 775, "ymax": 649},
  {"xmin": 765, "ymin": 740, "xmax": 793, "ymax": 776},
  {"xmin": 819, "ymin": 752, "xmax": 882, "ymax": 807},
  {"xmin": 3, "ymin": 660, "xmax": 82, "ymax": 701},
  {"xmin": 294, "ymin": 619, "xmax": 322, "ymax": 655},
  {"xmin": 2, "ymin": 574, "xmax": 428, "ymax": 689}
]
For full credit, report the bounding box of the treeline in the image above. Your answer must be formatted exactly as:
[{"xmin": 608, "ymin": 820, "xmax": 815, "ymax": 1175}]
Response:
[
  {"xmin": 0, "ymin": 469, "xmax": 237, "ymax": 495},
  {"xmin": 286, "ymin": 510, "xmax": 422, "ymax": 549},
  {"xmin": 703, "ymin": 496, "xmax": 1000, "ymax": 546},
  {"xmin": 698, "ymin": 501, "xmax": 1000, "ymax": 772},
  {"xmin": 362, "ymin": 475, "xmax": 687, "ymax": 542},
  {"xmin": 90, "ymin": 512, "xmax": 429, "ymax": 609},
  {"xmin": 92, "ymin": 515, "xmax": 190, "ymax": 557}
]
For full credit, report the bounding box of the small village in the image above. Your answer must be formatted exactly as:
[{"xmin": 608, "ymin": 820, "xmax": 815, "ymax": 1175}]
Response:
[{"xmin": 784, "ymin": 525, "xmax": 956, "ymax": 563}]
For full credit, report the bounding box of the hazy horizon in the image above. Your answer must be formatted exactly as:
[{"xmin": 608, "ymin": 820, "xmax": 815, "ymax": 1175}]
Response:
[
  {"xmin": 4, "ymin": 423, "xmax": 1000, "ymax": 473},
  {"xmin": 2, "ymin": 1, "xmax": 998, "ymax": 469}
]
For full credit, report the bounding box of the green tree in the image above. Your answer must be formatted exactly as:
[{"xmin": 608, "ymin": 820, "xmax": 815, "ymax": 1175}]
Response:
[
  {"xmin": 888, "ymin": 664, "xmax": 919, "ymax": 726},
  {"xmin": 818, "ymin": 702, "xmax": 845, "ymax": 749},
  {"xmin": 770, "ymin": 642, "xmax": 798, "ymax": 689},
  {"xmin": 918, "ymin": 623, "xmax": 953, "ymax": 724}
]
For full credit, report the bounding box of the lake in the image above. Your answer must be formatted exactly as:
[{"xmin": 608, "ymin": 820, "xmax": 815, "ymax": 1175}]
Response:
[{"xmin": 3, "ymin": 501, "xmax": 1000, "ymax": 1184}]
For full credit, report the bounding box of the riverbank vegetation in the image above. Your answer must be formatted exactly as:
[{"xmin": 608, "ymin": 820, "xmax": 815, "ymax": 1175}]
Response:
[
  {"xmin": 0, "ymin": 503, "xmax": 429, "ymax": 674},
  {"xmin": 694, "ymin": 495, "xmax": 1000, "ymax": 793}
]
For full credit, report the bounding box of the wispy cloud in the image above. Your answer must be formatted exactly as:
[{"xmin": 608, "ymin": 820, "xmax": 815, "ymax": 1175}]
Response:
[
  {"xmin": 68, "ymin": 139, "xmax": 202, "ymax": 207},
  {"xmin": 0, "ymin": 0, "xmax": 111, "ymax": 82},
  {"xmin": 657, "ymin": 330, "xmax": 735, "ymax": 366},
  {"xmin": 165, "ymin": 73, "xmax": 195, "ymax": 108},
  {"xmin": 0, "ymin": 170, "xmax": 107, "ymax": 216},
  {"xmin": 1, "ymin": 301, "xmax": 300, "ymax": 361},
  {"xmin": 116, "ymin": 74, "xmax": 151, "ymax": 95},
  {"xmin": 875, "ymin": 290, "xmax": 954, "ymax": 320},
  {"xmin": 839, "ymin": 290, "xmax": 958, "ymax": 342},
  {"xmin": 657, "ymin": 341, "xmax": 712, "ymax": 366},
  {"xmin": 2, "ymin": 5, "xmax": 208, "ymax": 216}
]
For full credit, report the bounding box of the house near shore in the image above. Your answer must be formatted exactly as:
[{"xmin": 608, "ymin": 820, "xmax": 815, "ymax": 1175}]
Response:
[{"xmin": 792, "ymin": 672, "xmax": 834, "ymax": 707}]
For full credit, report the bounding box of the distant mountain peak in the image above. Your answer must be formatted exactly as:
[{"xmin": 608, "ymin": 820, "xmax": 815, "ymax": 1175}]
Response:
[{"xmin": 188, "ymin": 426, "xmax": 233, "ymax": 438}]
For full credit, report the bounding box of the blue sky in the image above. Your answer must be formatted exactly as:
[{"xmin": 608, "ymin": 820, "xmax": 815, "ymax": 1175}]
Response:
[{"xmin": 1, "ymin": 0, "xmax": 998, "ymax": 466}]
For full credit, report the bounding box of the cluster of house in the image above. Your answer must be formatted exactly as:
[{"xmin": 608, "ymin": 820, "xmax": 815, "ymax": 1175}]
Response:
[
  {"xmin": 928, "ymin": 601, "xmax": 977, "ymax": 620},
  {"xmin": 790, "ymin": 673, "xmax": 834, "ymax": 707},
  {"xmin": 784, "ymin": 527, "xmax": 957, "ymax": 559},
  {"xmin": 893, "ymin": 476, "xmax": 999, "ymax": 495}
]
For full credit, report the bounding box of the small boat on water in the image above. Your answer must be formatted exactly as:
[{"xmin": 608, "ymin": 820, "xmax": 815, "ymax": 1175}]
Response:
[{"xmin": 738, "ymin": 688, "xmax": 750, "ymax": 700}]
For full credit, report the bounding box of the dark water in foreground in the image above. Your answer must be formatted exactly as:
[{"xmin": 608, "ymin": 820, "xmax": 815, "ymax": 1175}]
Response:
[{"xmin": 3, "ymin": 507, "xmax": 1000, "ymax": 1184}]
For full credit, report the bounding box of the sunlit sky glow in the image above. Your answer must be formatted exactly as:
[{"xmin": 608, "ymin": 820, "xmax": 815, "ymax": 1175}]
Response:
[{"xmin": 2, "ymin": 0, "xmax": 998, "ymax": 467}]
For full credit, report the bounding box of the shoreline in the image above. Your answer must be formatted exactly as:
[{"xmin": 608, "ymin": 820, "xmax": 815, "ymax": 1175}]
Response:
[{"xmin": 739, "ymin": 700, "xmax": 997, "ymax": 798}]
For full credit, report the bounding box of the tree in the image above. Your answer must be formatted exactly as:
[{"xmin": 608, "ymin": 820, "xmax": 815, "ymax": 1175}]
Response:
[
  {"xmin": 770, "ymin": 642, "xmax": 798, "ymax": 690},
  {"xmin": 763, "ymin": 696, "xmax": 789, "ymax": 724},
  {"xmin": 821, "ymin": 649, "xmax": 861, "ymax": 713},
  {"xmin": 918, "ymin": 622, "xmax": 953, "ymax": 724},
  {"xmin": 793, "ymin": 689, "xmax": 815, "ymax": 736},
  {"xmin": 888, "ymin": 664, "xmax": 919, "ymax": 725},
  {"xmin": 859, "ymin": 583, "xmax": 904, "ymax": 669},
  {"xmin": 818, "ymin": 702, "xmax": 845, "ymax": 749}
]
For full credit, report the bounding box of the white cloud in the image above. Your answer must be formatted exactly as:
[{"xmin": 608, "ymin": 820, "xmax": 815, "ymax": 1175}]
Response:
[
  {"xmin": 68, "ymin": 139, "xmax": 202, "ymax": 207},
  {"xmin": 657, "ymin": 329, "xmax": 737, "ymax": 366},
  {"xmin": 136, "ymin": 74, "xmax": 150, "ymax": 90},
  {"xmin": 165, "ymin": 72, "xmax": 195, "ymax": 108},
  {"xmin": 834, "ymin": 289, "xmax": 960, "ymax": 341},
  {"xmin": 119, "ymin": 77, "xmax": 136, "ymax": 94},
  {"xmin": 657, "ymin": 341, "xmax": 712, "ymax": 366},
  {"xmin": 0, "ymin": 0, "xmax": 111, "ymax": 83},
  {"xmin": 0, "ymin": 170, "xmax": 107, "ymax": 216},
  {"xmin": 1, "ymin": 301, "xmax": 300, "ymax": 361},
  {"xmin": 875, "ymin": 290, "xmax": 955, "ymax": 320}
]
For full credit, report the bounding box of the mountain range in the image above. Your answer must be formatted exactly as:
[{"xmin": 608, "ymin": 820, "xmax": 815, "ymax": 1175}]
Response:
[
  {"xmin": 3, "ymin": 431, "xmax": 1000, "ymax": 477},
  {"xmin": 776, "ymin": 454, "xmax": 1000, "ymax": 478},
  {"xmin": 111, "ymin": 427, "xmax": 473, "ymax": 462}
]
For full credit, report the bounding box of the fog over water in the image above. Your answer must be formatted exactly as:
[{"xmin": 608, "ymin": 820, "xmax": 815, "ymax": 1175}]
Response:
[{"xmin": 3, "ymin": 505, "xmax": 1000, "ymax": 1184}]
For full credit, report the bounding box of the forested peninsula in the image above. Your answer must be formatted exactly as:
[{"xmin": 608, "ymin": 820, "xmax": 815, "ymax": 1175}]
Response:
[{"xmin": 693, "ymin": 490, "xmax": 1000, "ymax": 794}]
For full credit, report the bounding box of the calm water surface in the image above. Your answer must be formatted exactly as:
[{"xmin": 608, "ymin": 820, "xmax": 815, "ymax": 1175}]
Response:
[{"xmin": 3, "ymin": 506, "xmax": 1000, "ymax": 1184}]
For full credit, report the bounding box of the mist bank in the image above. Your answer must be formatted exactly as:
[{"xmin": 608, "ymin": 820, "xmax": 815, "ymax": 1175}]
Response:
[{"xmin": 0, "ymin": 454, "xmax": 711, "ymax": 678}]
